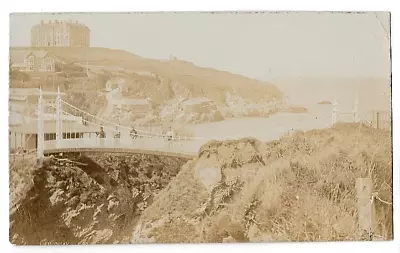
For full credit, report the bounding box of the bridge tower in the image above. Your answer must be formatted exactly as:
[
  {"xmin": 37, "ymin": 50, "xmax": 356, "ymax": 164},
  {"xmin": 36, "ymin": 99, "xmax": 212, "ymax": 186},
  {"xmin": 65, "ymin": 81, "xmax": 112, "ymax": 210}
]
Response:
[
  {"xmin": 56, "ymin": 86, "xmax": 62, "ymax": 148},
  {"xmin": 353, "ymin": 93, "xmax": 359, "ymax": 123},
  {"xmin": 332, "ymin": 97, "xmax": 338, "ymax": 125},
  {"xmin": 37, "ymin": 87, "xmax": 44, "ymax": 159}
]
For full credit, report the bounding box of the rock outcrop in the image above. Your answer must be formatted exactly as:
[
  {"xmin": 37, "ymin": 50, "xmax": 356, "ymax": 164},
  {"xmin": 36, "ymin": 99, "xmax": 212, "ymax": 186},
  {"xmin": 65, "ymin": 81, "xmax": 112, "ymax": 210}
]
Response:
[
  {"xmin": 9, "ymin": 153, "xmax": 189, "ymax": 245},
  {"xmin": 131, "ymin": 124, "xmax": 392, "ymax": 243}
]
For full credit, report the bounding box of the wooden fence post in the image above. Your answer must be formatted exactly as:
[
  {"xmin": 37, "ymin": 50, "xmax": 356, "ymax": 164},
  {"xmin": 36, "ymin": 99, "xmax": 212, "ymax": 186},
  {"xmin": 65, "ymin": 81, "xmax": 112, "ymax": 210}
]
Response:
[
  {"xmin": 356, "ymin": 177, "xmax": 374, "ymax": 240},
  {"xmin": 372, "ymin": 110, "xmax": 375, "ymax": 128},
  {"xmin": 376, "ymin": 112, "xmax": 380, "ymax": 130}
]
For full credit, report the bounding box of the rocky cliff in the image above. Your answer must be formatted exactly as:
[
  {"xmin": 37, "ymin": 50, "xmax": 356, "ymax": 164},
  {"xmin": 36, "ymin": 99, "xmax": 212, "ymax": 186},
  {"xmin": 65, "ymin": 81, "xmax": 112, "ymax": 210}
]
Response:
[
  {"xmin": 9, "ymin": 123, "xmax": 392, "ymax": 244},
  {"xmin": 9, "ymin": 152, "xmax": 189, "ymax": 245}
]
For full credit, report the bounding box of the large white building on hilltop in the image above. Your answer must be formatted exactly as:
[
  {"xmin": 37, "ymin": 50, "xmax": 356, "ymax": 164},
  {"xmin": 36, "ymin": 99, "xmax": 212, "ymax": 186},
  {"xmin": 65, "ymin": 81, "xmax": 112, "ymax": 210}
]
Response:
[{"xmin": 31, "ymin": 20, "xmax": 90, "ymax": 47}]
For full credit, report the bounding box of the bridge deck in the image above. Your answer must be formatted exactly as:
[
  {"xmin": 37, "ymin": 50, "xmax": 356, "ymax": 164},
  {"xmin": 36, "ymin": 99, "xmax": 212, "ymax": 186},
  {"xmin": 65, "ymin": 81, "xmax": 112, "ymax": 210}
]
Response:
[
  {"xmin": 44, "ymin": 147, "xmax": 196, "ymax": 159},
  {"xmin": 43, "ymin": 137, "xmax": 206, "ymax": 158}
]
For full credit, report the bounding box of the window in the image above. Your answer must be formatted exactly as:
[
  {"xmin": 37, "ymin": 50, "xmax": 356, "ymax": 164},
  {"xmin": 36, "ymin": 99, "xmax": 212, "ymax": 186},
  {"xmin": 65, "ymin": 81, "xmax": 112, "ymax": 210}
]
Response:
[
  {"xmin": 44, "ymin": 133, "xmax": 57, "ymax": 141},
  {"xmin": 40, "ymin": 60, "xmax": 45, "ymax": 72},
  {"xmin": 48, "ymin": 58, "xmax": 54, "ymax": 71},
  {"xmin": 27, "ymin": 56, "xmax": 34, "ymax": 71},
  {"xmin": 44, "ymin": 59, "xmax": 49, "ymax": 71}
]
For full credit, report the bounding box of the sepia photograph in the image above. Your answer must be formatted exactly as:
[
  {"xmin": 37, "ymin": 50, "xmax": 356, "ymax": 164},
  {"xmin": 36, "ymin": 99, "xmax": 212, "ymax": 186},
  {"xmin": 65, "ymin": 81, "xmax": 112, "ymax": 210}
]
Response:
[{"xmin": 8, "ymin": 11, "xmax": 392, "ymax": 245}]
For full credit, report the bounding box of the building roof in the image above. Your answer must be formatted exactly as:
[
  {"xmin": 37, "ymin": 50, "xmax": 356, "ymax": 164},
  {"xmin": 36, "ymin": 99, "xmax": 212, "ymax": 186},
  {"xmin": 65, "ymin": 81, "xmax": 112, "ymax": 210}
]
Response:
[
  {"xmin": 107, "ymin": 78, "xmax": 125, "ymax": 84},
  {"xmin": 181, "ymin": 97, "xmax": 212, "ymax": 106},
  {"xmin": 9, "ymin": 88, "xmax": 67, "ymax": 97},
  {"xmin": 10, "ymin": 50, "xmax": 60, "ymax": 65},
  {"xmin": 10, "ymin": 88, "xmax": 39, "ymax": 96},
  {"xmin": 26, "ymin": 50, "xmax": 49, "ymax": 58},
  {"xmin": 9, "ymin": 113, "xmax": 24, "ymax": 125},
  {"xmin": 9, "ymin": 95, "xmax": 28, "ymax": 101},
  {"xmin": 33, "ymin": 20, "xmax": 90, "ymax": 29},
  {"xmin": 113, "ymin": 98, "xmax": 150, "ymax": 106},
  {"xmin": 11, "ymin": 121, "xmax": 99, "ymax": 134},
  {"xmin": 132, "ymin": 70, "xmax": 154, "ymax": 77},
  {"xmin": 10, "ymin": 51, "xmax": 29, "ymax": 64},
  {"xmin": 11, "ymin": 62, "xmax": 26, "ymax": 68}
]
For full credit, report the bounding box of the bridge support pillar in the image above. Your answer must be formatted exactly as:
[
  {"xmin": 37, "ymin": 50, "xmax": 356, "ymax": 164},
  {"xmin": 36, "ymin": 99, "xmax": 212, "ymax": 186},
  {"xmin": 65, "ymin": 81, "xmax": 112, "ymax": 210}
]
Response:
[
  {"xmin": 332, "ymin": 98, "xmax": 338, "ymax": 125},
  {"xmin": 37, "ymin": 87, "xmax": 44, "ymax": 159},
  {"xmin": 353, "ymin": 93, "xmax": 359, "ymax": 123},
  {"xmin": 56, "ymin": 86, "xmax": 62, "ymax": 148}
]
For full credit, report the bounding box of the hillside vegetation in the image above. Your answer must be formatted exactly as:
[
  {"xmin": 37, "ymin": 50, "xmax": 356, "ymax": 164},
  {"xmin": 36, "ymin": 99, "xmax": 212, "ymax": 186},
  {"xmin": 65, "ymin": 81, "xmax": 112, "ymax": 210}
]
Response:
[
  {"xmin": 10, "ymin": 47, "xmax": 283, "ymax": 104},
  {"xmin": 10, "ymin": 47, "xmax": 284, "ymax": 125},
  {"xmin": 133, "ymin": 123, "xmax": 392, "ymax": 243}
]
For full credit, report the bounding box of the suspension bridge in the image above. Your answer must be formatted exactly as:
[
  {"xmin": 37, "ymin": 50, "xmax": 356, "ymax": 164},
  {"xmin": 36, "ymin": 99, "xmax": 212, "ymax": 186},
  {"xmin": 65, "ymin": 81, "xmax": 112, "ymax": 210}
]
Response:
[
  {"xmin": 10, "ymin": 87, "xmax": 380, "ymax": 160},
  {"xmin": 9, "ymin": 87, "xmax": 213, "ymax": 159}
]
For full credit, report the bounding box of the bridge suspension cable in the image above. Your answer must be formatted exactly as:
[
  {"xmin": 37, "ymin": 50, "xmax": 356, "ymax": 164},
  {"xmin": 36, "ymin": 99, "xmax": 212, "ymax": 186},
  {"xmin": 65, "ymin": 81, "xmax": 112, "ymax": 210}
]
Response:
[
  {"xmin": 53, "ymin": 98, "xmax": 266, "ymax": 141},
  {"xmin": 59, "ymin": 99, "xmax": 216, "ymax": 140},
  {"xmin": 44, "ymin": 100, "xmax": 191, "ymax": 139},
  {"xmin": 13, "ymin": 95, "xmax": 274, "ymax": 143},
  {"xmin": 60, "ymin": 99, "xmax": 168, "ymax": 137},
  {"xmin": 44, "ymin": 100, "xmax": 126, "ymax": 132}
]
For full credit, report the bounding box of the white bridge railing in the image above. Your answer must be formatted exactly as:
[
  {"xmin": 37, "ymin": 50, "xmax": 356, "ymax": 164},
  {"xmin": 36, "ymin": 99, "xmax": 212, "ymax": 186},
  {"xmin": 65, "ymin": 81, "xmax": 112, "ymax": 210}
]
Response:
[
  {"xmin": 43, "ymin": 136, "xmax": 208, "ymax": 156},
  {"xmin": 331, "ymin": 95, "xmax": 359, "ymax": 125}
]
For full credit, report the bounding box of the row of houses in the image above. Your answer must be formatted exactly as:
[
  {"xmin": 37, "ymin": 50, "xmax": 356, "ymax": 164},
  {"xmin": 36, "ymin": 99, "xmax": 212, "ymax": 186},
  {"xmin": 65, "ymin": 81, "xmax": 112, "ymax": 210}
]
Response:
[{"xmin": 10, "ymin": 50, "xmax": 63, "ymax": 73}]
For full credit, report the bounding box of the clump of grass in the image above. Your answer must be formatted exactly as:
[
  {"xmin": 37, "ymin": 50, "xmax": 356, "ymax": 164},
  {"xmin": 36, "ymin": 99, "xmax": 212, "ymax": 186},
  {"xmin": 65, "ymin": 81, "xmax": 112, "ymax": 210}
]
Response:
[
  {"xmin": 138, "ymin": 123, "xmax": 392, "ymax": 243},
  {"xmin": 201, "ymin": 123, "xmax": 392, "ymax": 242}
]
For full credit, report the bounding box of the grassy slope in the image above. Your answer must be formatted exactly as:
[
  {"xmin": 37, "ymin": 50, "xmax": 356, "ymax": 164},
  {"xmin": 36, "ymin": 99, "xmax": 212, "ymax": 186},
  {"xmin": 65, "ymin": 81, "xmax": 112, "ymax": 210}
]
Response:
[
  {"xmin": 136, "ymin": 123, "xmax": 392, "ymax": 243},
  {"xmin": 10, "ymin": 47, "xmax": 283, "ymax": 103}
]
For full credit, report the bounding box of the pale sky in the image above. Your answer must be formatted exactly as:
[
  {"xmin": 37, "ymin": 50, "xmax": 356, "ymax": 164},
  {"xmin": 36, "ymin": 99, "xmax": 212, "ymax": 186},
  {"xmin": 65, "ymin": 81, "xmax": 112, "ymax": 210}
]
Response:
[{"xmin": 9, "ymin": 12, "xmax": 391, "ymax": 80}]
